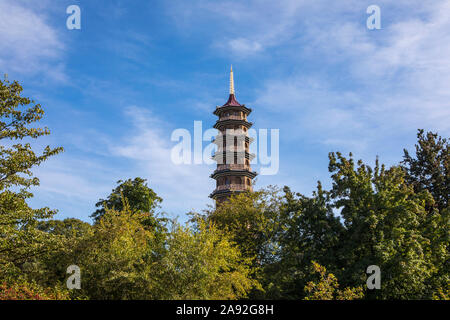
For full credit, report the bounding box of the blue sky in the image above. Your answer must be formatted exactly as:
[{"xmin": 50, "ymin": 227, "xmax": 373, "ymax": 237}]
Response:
[{"xmin": 1, "ymin": 0, "xmax": 449, "ymax": 222}]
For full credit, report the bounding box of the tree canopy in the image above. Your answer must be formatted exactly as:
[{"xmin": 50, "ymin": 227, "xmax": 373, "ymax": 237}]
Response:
[{"xmin": 90, "ymin": 177, "xmax": 162, "ymax": 223}]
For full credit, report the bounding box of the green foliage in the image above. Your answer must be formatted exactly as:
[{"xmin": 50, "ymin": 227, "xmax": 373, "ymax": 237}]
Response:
[
  {"xmin": 37, "ymin": 218, "xmax": 92, "ymax": 238},
  {"xmin": 71, "ymin": 207, "xmax": 157, "ymax": 299},
  {"xmin": 201, "ymin": 187, "xmax": 282, "ymax": 265},
  {"xmin": 402, "ymin": 129, "xmax": 449, "ymax": 211},
  {"xmin": 328, "ymin": 152, "xmax": 448, "ymax": 299},
  {"xmin": 25, "ymin": 218, "xmax": 93, "ymax": 289},
  {"xmin": 0, "ymin": 77, "xmax": 63, "ymax": 279},
  {"xmin": 304, "ymin": 262, "xmax": 364, "ymax": 300},
  {"xmin": 154, "ymin": 221, "xmax": 258, "ymax": 299},
  {"xmin": 0, "ymin": 77, "xmax": 63, "ymax": 192},
  {"xmin": 265, "ymin": 184, "xmax": 344, "ymax": 299},
  {"xmin": 69, "ymin": 205, "xmax": 256, "ymax": 300},
  {"xmin": 432, "ymin": 280, "xmax": 450, "ymax": 300},
  {"xmin": 90, "ymin": 177, "xmax": 162, "ymax": 223},
  {"xmin": 195, "ymin": 188, "xmax": 282, "ymax": 298},
  {"xmin": 203, "ymin": 144, "xmax": 448, "ymax": 300}
]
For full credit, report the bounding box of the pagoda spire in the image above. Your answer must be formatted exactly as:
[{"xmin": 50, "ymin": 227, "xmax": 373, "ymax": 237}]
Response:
[
  {"xmin": 223, "ymin": 65, "xmax": 241, "ymax": 106},
  {"xmin": 229, "ymin": 65, "xmax": 235, "ymax": 95}
]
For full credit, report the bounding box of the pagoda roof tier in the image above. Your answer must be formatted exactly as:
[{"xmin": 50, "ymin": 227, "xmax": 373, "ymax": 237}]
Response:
[
  {"xmin": 223, "ymin": 93, "xmax": 241, "ymax": 106},
  {"xmin": 213, "ymin": 119, "xmax": 253, "ymax": 130},
  {"xmin": 214, "ymin": 104, "xmax": 252, "ymax": 116},
  {"xmin": 209, "ymin": 185, "xmax": 251, "ymax": 199},
  {"xmin": 210, "ymin": 169, "xmax": 258, "ymax": 180}
]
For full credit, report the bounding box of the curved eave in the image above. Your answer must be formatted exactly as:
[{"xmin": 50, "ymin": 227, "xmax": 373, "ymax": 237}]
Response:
[
  {"xmin": 213, "ymin": 119, "xmax": 253, "ymax": 129},
  {"xmin": 209, "ymin": 189, "xmax": 249, "ymax": 199},
  {"xmin": 214, "ymin": 104, "xmax": 252, "ymax": 116},
  {"xmin": 210, "ymin": 169, "xmax": 258, "ymax": 180}
]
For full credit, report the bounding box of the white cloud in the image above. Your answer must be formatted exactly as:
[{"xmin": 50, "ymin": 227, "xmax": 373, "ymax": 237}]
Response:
[
  {"xmin": 303, "ymin": 1, "xmax": 450, "ymax": 132},
  {"xmin": 228, "ymin": 38, "xmax": 262, "ymax": 55},
  {"xmin": 0, "ymin": 1, "xmax": 65, "ymax": 80}
]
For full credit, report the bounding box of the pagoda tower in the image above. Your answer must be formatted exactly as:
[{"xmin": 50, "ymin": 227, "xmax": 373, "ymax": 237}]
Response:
[{"xmin": 210, "ymin": 66, "xmax": 257, "ymax": 203}]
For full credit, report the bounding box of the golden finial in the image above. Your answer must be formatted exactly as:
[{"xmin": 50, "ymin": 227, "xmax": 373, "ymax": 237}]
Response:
[{"xmin": 229, "ymin": 65, "xmax": 235, "ymax": 95}]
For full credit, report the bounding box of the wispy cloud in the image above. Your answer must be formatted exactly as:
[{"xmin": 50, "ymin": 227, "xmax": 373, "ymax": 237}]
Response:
[
  {"xmin": 31, "ymin": 105, "xmax": 215, "ymax": 221},
  {"xmin": 178, "ymin": 0, "xmax": 450, "ymax": 148},
  {"xmin": 0, "ymin": 1, "xmax": 65, "ymax": 80},
  {"xmin": 110, "ymin": 106, "xmax": 215, "ymax": 216}
]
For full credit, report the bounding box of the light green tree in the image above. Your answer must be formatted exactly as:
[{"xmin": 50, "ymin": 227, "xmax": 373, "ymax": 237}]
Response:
[
  {"xmin": 154, "ymin": 221, "xmax": 258, "ymax": 299},
  {"xmin": 0, "ymin": 77, "xmax": 63, "ymax": 279},
  {"xmin": 304, "ymin": 261, "xmax": 364, "ymax": 300},
  {"xmin": 71, "ymin": 204, "xmax": 257, "ymax": 300}
]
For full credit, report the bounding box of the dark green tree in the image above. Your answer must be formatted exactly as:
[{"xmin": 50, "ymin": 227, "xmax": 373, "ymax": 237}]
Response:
[
  {"xmin": 266, "ymin": 185, "xmax": 344, "ymax": 299},
  {"xmin": 328, "ymin": 152, "xmax": 448, "ymax": 299},
  {"xmin": 37, "ymin": 218, "xmax": 91, "ymax": 237},
  {"xmin": 90, "ymin": 177, "xmax": 162, "ymax": 222},
  {"xmin": 401, "ymin": 129, "xmax": 449, "ymax": 211}
]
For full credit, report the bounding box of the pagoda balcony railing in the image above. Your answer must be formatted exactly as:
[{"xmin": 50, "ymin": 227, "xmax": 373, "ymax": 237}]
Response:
[
  {"xmin": 219, "ymin": 115, "xmax": 246, "ymax": 121},
  {"xmin": 216, "ymin": 146, "xmax": 246, "ymax": 152},
  {"xmin": 216, "ymin": 164, "xmax": 249, "ymax": 171},
  {"xmin": 214, "ymin": 184, "xmax": 249, "ymax": 192}
]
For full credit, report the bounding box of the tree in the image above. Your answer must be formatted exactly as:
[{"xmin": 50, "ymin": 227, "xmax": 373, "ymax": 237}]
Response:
[
  {"xmin": 90, "ymin": 177, "xmax": 162, "ymax": 223},
  {"xmin": 0, "ymin": 77, "xmax": 63, "ymax": 279},
  {"xmin": 196, "ymin": 187, "xmax": 282, "ymax": 298},
  {"xmin": 37, "ymin": 218, "xmax": 91, "ymax": 238},
  {"xmin": 202, "ymin": 187, "xmax": 282, "ymax": 265},
  {"xmin": 24, "ymin": 218, "xmax": 93, "ymax": 289},
  {"xmin": 153, "ymin": 221, "xmax": 258, "ymax": 299},
  {"xmin": 72, "ymin": 205, "xmax": 257, "ymax": 300},
  {"xmin": 328, "ymin": 152, "xmax": 448, "ymax": 299},
  {"xmin": 304, "ymin": 261, "xmax": 364, "ymax": 300},
  {"xmin": 266, "ymin": 185, "xmax": 344, "ymax": 299},
  {"xmin": 401, "ymin": 129, "xmax": 449, "ymax": 211},
  {"xmin": 71, "ymin": 206, "xmax": 158, "ymax": 299}
]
